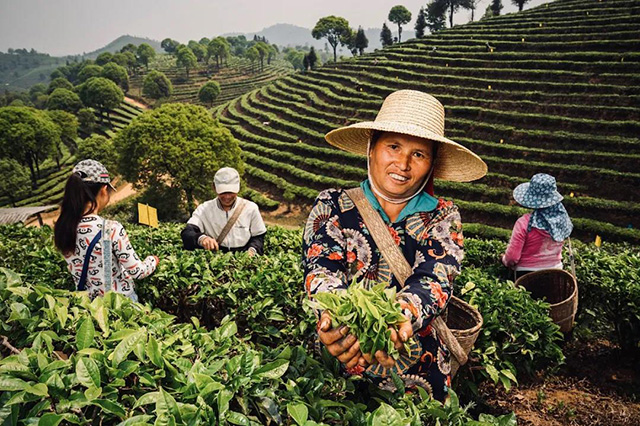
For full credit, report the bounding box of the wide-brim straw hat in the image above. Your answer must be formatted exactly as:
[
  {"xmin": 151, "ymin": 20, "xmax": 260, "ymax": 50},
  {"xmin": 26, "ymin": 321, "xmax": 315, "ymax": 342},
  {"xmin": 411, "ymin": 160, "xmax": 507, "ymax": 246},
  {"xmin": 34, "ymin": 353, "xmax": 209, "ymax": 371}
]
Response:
[
  {"xmin": 325, "ymin": 90, "xmax": 487, "ymax": 182},
  {"xmin": 513, "ymin": 173, "xmax": 563, "ymax": 209}
]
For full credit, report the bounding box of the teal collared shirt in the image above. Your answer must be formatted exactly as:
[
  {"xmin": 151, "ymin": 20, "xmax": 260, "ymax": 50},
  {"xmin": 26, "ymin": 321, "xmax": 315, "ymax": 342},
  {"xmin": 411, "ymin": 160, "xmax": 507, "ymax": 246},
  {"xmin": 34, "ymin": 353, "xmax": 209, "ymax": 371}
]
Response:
[{"xmin": 360, "ymin": 180, "xmax": 438, "ymax": 224}]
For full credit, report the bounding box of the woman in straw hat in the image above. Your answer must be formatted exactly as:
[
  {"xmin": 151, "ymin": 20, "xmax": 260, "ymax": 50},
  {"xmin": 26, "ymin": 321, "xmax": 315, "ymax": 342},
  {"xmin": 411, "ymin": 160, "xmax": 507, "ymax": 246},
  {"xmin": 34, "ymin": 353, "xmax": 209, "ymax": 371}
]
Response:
[
  {"xmin": 302, "ymin": 90, "xmax": 487, "ymax": 401},
  {"xmin": 502, "ymin": 173, "xmax": 573, "ymax": 280}
]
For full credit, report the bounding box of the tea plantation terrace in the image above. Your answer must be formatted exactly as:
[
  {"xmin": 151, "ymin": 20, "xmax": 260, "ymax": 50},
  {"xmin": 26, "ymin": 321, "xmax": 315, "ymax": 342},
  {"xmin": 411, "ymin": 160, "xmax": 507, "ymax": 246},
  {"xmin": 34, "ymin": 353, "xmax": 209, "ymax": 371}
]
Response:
[
  {"xmin": 129, "ymin": 56, "xmax": 293, "ymax": 107},
  {"xmin": 214, "ymin": 0, "xmax": 640, "ymax": 243}
]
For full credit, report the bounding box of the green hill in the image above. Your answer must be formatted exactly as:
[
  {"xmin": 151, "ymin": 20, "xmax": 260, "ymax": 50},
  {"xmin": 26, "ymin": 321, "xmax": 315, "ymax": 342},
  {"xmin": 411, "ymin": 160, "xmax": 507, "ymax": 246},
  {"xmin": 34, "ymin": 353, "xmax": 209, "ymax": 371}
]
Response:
[
  {"xmin": 0, "ymin": 36, "xmax": 162, "ymax": 91},
  {"xmin": 0, "ymin": 50, "xmax": 65, "ymax": 91},
  {"xmin": 130, "ymin": 55, "xmax": 293, "ymax": 107},
  {"xmin": 214, "ymin": 0, "xmax": 640, "ymax": 243},
  {"xmin": 82, "ymin": 35, "xmax": 162, "ymax": 59}
]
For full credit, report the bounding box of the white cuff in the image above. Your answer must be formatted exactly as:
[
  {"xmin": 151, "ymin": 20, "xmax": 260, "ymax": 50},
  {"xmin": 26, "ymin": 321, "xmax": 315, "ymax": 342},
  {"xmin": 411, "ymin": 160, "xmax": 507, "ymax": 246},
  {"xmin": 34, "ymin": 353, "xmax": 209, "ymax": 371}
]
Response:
[{"xmin": 197, "ymin": 234, "xmax": 208, "ymax": 247}]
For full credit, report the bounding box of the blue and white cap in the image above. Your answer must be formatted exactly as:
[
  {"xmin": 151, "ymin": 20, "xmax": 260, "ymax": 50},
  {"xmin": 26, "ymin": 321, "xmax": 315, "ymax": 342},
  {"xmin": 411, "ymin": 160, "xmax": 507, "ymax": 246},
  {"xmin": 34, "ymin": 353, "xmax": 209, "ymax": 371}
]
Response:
[
  {"xmin": 72, "ymin": 159, "xmax": 116, "ymax": 191},
  {"xmin": 513, "ymin": 173, "xmax": 563, "ymax": 209},
  {"xmin": 214, "ymin": 167, "xmax": 240, "ymax": 194}
]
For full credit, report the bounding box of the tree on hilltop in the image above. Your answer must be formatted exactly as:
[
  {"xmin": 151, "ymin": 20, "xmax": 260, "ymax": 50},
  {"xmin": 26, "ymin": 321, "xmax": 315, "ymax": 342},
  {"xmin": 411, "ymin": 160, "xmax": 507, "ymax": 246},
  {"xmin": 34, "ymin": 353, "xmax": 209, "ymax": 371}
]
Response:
[
  {"xmin": 0, "ymin": 106, "xmax": 60, "ymax": 186},
  {"xmin": 341, "ymin": 29, "xmax": 359, "ymax": 57},
  {"xmin": 207, "ymin": 37, "xmax": 230, "ymax": 68},
  {"xmin": 307, "ymin": 47, "xmax": 318, "ymax": 69},
  {"xmin": 355, "ymin": 27, "xmax": 369, "ymax": 55},
  {"xmin": 46, "ymin": 110, "xmax": 78, "ymax": 166},
  {"xmin": 254, "ymin": 42, "xmax": 270, "ymax": 71},
  {"xmin": 78, "ymin": 77, "xmax": 124, "ymax": 124},
  {"xmin": 96, "ymin": 52, "xmax": 113, "ymax": 66},
  {"xmin": 198, "ymin": 81, "xmax": 221, "ymax": 107},
  {"xmin": 245, "ymin": 47, "xmax": 260, "ymax": 73},
  {"xmin": 415, "ymin": 7, "xmax": 428, "ymax": 38},
  {"xmin": 161, "ymin": 38, "xmax": 180, "ymax": 54},
  {"xmin": 468, "ymin": 0, "xmax": 483, "ymax": 21},
  {"xmin": 77, "ymin": 64, "xmax": 103, "ymax": 83},
  {"xmin": 120, "ymin": 43, "xmax": 137, "ymax": 55},
  {"xmin": 380, "ymin": 23, "xmax": 394, "ymax": 47},
  {"xmin": 438, "ymin": 0, "xmax": 474, "ymax": 28},
  {"xmin": 426, "ymin": 0, "xmax": 448, "ymax": 33},
  {"xmin": 46, "ymin": 88, "xmax": 82, "ymax": 114},
  {"xmin": 47, "ymin": 77, "xmax": 73, "ymax": 94},
  {"xmin": 511, "ymin": 0, "xmax": 530, "ymax": 12},
  {"xmin": 388, "ymin": 5, "xmax": 412, "ymax": 42},
  {"xmin": 176, "ymin": 46, "xmax": 197, "ymax": 78},
  {"xmin": 143, "ymin": 70, "xmax": 173, "ymax": 101},
  {"xmin": 101, "ymin": 62, "xmax": 129, "ymax": 92},
  {"xmin": 312, "ymin": 16, "xmax": 351, "ymax": 63},
  {"xmin": 136, "ymin": 43, "xmax": 156, "ymax": 70}
]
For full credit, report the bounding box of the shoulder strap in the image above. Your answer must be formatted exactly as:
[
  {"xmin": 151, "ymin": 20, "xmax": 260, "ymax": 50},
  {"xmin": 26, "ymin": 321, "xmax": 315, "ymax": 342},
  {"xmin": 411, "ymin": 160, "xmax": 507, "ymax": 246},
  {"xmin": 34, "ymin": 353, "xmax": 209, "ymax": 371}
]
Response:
[
  {"xmin": 345, "ymin": 188, "xmax": 412, "ymax": 282},
  {"xmin": 345, "ymin": 187, "xmax": 468, "ymax": 366},
  {"xmin": 216, "ymin": 200, "xmax": 247, "ymax": 246},
  {"xmin": 78, "ymin": 230, "xmax": 102, "ymax": 292},
  {"xmin": 102, "ymin": 219, "xmax": 113, "ymax": 292}
]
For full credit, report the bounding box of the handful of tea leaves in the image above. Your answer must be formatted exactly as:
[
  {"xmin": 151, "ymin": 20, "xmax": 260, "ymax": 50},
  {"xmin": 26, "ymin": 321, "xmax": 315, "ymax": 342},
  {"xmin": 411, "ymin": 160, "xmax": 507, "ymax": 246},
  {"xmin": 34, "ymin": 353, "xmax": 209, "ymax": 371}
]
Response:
[{"xmin": 310, "ymin": 280, "xmax": 414, "ymax": 359}]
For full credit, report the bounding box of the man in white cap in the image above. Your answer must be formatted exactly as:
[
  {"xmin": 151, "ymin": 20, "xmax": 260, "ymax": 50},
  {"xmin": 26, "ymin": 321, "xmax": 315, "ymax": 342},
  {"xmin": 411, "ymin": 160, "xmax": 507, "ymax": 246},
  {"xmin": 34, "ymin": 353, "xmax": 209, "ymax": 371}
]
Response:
[{"xmin": 181, "ymin": 167, "xmax": 267, "ymax": 255}]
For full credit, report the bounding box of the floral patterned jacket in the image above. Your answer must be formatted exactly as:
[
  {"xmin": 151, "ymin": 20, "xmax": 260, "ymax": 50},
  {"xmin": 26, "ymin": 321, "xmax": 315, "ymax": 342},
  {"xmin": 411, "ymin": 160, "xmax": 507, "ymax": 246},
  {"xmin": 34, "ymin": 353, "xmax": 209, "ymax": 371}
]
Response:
[{"xmin": 302, "ymin": 187, "xmax": 464, "ymax": 401}]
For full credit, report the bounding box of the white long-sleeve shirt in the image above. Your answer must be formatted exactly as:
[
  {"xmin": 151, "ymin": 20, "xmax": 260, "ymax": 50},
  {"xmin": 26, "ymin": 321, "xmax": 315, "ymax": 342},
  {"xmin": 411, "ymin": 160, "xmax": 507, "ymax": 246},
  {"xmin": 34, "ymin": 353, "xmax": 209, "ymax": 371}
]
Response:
[
  {"xmin": 64, "ymin": 215, "xmax": 157, "ymax": 299},
  {"xmin": 187, "ymin": 197, "xmax": 267, "ymax": 249}
]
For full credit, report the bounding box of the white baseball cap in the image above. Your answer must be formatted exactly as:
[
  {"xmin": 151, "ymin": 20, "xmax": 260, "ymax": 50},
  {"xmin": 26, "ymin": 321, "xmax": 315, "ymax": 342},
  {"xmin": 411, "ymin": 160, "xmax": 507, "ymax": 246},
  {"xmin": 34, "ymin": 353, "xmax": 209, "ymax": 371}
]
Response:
[{"xmin": 214, "ymin": 167, "xmax": 240, "ymax": 194}]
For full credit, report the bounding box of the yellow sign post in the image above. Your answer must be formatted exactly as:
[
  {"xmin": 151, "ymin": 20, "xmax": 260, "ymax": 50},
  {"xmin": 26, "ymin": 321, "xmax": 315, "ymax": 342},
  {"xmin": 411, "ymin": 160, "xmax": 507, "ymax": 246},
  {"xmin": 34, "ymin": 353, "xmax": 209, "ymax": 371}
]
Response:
[{"xmin": 138, "ymin": 203, "xmax": 159, "ymax": 228}]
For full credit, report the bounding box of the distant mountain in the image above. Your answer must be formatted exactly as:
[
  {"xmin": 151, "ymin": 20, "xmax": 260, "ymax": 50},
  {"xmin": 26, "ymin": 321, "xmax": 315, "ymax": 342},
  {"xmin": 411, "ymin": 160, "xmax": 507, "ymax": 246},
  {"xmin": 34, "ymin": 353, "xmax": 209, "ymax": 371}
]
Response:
[
  {"xmin": 81, "ymin": 35, "xmax": 162, "ymax": 59},
  {"xmin": 224, "ymin": 23, "xmax": 415, "ymax": 53},
  {"xmin": 1, "ymin": 35, "xmax": 163, "ymax": 91}
]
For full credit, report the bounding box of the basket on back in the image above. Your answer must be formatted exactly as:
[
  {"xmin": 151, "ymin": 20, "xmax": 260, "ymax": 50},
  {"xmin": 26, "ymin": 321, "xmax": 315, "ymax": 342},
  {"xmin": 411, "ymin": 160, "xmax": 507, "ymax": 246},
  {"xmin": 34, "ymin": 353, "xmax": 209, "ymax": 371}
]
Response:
[
  {"xmin": 515, "ymin": 269, "xmax": 578, "ymax": 334},
  {"xmin": 445, "ymin": 296, "xmax": 483, "ymax": 376}
]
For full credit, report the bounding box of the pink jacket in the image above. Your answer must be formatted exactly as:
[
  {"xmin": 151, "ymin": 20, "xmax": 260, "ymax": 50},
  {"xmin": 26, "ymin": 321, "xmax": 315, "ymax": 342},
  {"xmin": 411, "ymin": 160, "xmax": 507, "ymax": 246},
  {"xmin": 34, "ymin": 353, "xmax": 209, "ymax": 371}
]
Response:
[{"xmin": 502, "ymin": 213, "xmax": 564, "ymax": 271}]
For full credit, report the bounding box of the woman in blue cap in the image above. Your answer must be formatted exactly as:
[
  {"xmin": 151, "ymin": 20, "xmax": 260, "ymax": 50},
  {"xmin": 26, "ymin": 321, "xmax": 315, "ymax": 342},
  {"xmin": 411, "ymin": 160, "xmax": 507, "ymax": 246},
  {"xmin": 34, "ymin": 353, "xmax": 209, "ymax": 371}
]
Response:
[{"xmin": 502, "ymin": 173, "xmax": 573, "ymax": 280}]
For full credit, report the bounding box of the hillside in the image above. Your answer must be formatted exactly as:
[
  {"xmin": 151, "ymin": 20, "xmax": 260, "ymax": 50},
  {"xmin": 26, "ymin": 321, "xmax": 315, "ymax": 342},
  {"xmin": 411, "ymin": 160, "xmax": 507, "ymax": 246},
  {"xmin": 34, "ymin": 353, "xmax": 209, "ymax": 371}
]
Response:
[
  {"xmin": 0, "ymin": 36, "xmax": 163, "ymax": 91},
  {"xmin": 0, "ymin": 50, "xmax": 65, "ymax": 90},
  {"xmin": 215, "ymin": 0, "xmax": 640, "ymax": 243},
  {"xmin": 82, "ymin": 35, "xmax": 162, "ymax": 59},
  {"xmin": 129, "ymin": 55, "xmax": 293, "ymax": 107}
]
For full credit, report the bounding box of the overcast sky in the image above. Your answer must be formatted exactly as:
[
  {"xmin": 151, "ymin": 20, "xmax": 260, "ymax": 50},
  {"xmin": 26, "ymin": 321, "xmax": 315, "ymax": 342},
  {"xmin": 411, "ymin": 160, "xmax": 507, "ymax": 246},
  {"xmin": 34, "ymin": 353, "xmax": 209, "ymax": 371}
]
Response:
[{"xmin": 1, "ymin": 0, "xmax": 550, "ymax": 56}]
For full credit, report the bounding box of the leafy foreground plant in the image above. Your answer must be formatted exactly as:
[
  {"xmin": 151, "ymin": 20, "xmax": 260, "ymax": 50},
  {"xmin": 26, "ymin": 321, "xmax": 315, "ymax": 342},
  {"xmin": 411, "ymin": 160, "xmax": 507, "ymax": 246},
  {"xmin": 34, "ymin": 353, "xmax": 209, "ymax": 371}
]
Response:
[
  {"xmin": 309, "ymin": 280, "xmax": 415, "ymax": 359},
  {"xmin": 0, "ymin": 268, "xmax": 516, "ymax": 425},
  {"xmin": 454, "ymin": 267, "xmax": 565, "ymax": 393}
]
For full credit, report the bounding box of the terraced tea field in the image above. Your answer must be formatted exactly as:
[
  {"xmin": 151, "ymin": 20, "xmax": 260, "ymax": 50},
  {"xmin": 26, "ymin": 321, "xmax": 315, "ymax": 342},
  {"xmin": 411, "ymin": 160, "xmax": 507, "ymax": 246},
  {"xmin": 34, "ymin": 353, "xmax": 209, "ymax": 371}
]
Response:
[
  {"xmin": 130, "ymin": 56, "xmax": 293, "ymax": 107},
  {"xmin": 215, "ymin": 0, "xmax": 640, "ymax": 243}
]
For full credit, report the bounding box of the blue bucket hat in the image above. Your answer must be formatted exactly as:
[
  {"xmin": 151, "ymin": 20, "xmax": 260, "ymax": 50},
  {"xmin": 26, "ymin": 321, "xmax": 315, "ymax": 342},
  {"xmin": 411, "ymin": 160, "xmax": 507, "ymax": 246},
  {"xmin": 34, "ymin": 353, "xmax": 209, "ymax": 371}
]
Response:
[{"xmin": 513, "ymin": 173, "xmax": 563, "ymax": 209}]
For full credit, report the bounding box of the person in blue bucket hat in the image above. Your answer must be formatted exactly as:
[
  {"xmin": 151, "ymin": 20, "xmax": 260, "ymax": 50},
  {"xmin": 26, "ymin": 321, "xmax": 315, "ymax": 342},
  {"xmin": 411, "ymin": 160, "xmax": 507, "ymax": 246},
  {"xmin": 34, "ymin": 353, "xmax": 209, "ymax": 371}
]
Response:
[{"xmin": 502, "ymin": 173, "xmax": 573, "ymax": 280}]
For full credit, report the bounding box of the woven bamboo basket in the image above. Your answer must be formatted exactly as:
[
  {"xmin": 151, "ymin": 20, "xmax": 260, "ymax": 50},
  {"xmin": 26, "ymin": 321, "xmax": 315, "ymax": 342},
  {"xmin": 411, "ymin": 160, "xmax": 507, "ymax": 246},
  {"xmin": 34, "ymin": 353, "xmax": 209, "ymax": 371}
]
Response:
[
  {"xmin": 445, "ymin": 296, "xmax": 483, "ymax": 376},
  {"xmin": 515, "ymin": 269, "xmax": 578, "ymax": 334}
]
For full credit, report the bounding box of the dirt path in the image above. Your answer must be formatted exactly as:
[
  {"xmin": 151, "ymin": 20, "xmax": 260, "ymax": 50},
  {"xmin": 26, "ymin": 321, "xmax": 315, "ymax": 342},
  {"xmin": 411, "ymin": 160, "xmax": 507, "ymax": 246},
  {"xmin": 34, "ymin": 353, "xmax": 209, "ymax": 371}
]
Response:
[
  {"xmin": 475, "ymin": 339, "xmax": 640, "ymax": 425},
  {"xmin": 27, "ymin": 182, "xmax": 138, "ymax": 228},
  {"xmin": 124, "ymin": 96, "xmax": 149, "ymax": 110}
]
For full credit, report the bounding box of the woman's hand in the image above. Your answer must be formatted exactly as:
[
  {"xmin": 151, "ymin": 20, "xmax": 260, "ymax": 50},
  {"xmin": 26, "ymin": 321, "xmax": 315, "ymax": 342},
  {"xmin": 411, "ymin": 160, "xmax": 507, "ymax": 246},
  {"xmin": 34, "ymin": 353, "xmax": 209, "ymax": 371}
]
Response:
[
  {"xmin": 361, "ymin": 317, "xmax": 413, "ymax": 369},
  {"xmin": 318, "ymin": 311, "xmax": 363, "ymax": 369}
]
